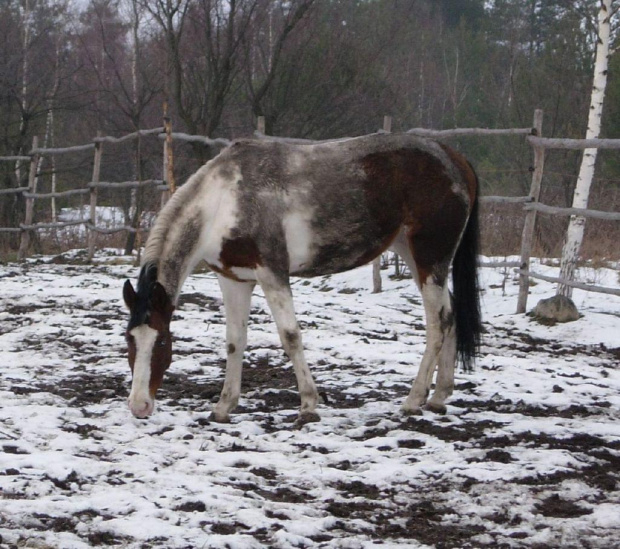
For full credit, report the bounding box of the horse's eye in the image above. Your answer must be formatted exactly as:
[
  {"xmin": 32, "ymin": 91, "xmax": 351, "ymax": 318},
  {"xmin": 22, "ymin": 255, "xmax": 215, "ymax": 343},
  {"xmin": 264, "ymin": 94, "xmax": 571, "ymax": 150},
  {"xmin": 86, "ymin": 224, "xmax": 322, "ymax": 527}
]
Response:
[{"xmin": 157, "ymin": 337, "xmax": 167, "ymax": 348}]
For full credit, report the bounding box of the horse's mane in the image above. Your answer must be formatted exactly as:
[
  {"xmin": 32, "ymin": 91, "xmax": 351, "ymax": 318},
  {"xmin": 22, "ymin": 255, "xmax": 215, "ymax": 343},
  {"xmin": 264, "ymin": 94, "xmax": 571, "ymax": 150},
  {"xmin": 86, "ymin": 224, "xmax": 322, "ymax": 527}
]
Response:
[
  {"xmin": 142, "ymin": 175, "xmax": 196, "ymax": 268},
  {"xmin": 128, "ymin": 261, "xmax": 158, "ymax": 328}
]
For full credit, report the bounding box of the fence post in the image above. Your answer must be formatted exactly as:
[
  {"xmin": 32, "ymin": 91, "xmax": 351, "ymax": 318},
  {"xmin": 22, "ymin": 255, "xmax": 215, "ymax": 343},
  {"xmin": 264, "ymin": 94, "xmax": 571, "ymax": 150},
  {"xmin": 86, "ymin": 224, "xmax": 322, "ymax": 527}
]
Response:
[
  {"xmin": 257, "ymin": 116, "xmax": 266, "ymax": 135},
  {"xmin": 372, "ymin": 116, "xmax": 393, "ymax": 293},
  {"xmin": 382, "ymin": 115, "xmax": 392, "ymax": 133},
  {"xmin": 163, "ymin": 100, "xmax": 176, "ymax": 195},
  {"xmin": 161, "ymin": 137, "xmax": 169, "ymax": 208},
  {"xmin": 17, "ymin": 136, "xmax": 39, "ymax": 260},
  {"xmin": 517, "ymin": 109, "xmax": 545, "ymax": 313},
  {"xmin": 87, "ymin": 133, "xmax": 103, "ymax": 261}
]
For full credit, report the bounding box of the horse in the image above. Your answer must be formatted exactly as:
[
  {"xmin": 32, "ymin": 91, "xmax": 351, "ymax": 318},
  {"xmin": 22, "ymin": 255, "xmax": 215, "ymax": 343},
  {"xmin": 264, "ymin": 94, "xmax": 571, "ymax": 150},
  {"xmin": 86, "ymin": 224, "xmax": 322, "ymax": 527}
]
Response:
[{"xmin": 122, "ymin": 133, "xmax": 482, "ymax": 425}]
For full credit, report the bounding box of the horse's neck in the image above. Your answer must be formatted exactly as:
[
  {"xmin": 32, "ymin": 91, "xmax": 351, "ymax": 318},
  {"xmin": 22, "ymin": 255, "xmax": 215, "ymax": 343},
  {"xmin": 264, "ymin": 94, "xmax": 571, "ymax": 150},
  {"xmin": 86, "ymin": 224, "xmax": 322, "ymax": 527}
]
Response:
[
  {"xmin": 145, "ymin": 159, "xmax": 224, "ymax": 303},
  {"xmin": 145, "ymin": 193, "xmax": 204, "ymax": 305},
  {"xmin": 156, "ymin": 250, "xmax": 197, "ymax": 306}
]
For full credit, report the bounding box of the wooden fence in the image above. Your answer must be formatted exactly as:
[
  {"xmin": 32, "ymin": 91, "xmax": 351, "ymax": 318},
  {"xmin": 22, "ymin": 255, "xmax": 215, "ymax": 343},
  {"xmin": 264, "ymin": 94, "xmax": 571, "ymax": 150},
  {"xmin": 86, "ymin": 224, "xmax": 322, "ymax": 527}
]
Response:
[{"xmin": 1, "ymin": 111, "xmax": 619, "ymax": 312}]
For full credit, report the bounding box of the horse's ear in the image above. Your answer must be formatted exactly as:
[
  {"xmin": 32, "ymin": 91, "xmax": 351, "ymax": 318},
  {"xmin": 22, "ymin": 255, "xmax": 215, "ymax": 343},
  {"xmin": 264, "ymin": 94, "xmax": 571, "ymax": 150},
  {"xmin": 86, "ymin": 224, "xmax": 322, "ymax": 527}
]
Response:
[
  {"xmin": 151, "ymin": 282, "xmax": 174, "ymax": 317},
  {"xmin": 123, "ymin": 280, "xmax": 136, "ymax": 310}
]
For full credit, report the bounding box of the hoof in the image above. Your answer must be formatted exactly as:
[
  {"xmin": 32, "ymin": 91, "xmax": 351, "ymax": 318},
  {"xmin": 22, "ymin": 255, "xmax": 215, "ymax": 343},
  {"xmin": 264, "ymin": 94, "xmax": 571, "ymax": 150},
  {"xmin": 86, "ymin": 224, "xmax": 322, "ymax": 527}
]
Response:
[
  {"xmin": 425, "ymin": 402, "xmax": 447, "ymax": 415},
  {"xmin": 295, "ymin": 411, "xmax": 321, "ymax": 428},
  {"xmin": 209, "ymin": 411, "xmax": 231, "ymax": 424},
  {"xmin": 402, "ymin": 406, "xmax": 424, "ymax": 417}
]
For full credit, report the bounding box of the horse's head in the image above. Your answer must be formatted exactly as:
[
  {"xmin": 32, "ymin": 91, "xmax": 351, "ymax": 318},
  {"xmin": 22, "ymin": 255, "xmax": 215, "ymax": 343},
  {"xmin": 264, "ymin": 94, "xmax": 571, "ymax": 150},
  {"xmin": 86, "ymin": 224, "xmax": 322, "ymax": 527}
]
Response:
[{"xmin": 122, "ymin": 266, "xmax": 174, "ymax": 419}]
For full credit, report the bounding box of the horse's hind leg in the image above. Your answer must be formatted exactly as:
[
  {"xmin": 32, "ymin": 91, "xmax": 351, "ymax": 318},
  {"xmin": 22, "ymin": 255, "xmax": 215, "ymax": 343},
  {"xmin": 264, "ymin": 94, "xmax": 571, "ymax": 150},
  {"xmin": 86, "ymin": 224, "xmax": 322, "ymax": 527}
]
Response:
[
  {"xmin": 212, "ymin": 276, "xmax": 255, "ymax": 423},
  {"xmin": 426, "ymin": 296, "xmax": 456, "ymax": 415},
  {"xmin": 391, "ymin": 235, "xmax": 453, "ymax": 415},
  {"xmin": 256, "ymin": 267, "xmax": 320, "ymax": 425},
  {"xmin": 402, "ymin": 280, "xmax": 449, "ymax": 415}
]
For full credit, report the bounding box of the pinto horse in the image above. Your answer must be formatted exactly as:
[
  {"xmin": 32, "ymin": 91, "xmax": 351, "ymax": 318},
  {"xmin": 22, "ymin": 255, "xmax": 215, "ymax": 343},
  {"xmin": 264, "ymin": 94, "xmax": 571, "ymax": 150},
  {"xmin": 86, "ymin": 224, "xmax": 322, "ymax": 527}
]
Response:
[{"xmin": 123, "ymin": 133, "xmax": 482, "ymax": 424}]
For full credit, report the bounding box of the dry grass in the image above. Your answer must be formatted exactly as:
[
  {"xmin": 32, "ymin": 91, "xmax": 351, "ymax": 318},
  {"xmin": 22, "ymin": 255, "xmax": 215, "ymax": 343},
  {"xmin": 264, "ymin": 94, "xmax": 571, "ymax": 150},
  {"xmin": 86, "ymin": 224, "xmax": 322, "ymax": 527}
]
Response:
[{"xmin": 479, "ymin": 203, "xmax": 620, "ymax": 262}]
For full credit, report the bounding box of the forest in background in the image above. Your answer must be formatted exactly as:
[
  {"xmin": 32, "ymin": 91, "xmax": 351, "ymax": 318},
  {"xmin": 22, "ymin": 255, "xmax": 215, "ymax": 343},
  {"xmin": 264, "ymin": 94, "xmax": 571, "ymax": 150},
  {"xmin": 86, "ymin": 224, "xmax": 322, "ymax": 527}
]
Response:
[{"xmin": 1, "ymin": 0, "xmax": 619, "ymax": 258}]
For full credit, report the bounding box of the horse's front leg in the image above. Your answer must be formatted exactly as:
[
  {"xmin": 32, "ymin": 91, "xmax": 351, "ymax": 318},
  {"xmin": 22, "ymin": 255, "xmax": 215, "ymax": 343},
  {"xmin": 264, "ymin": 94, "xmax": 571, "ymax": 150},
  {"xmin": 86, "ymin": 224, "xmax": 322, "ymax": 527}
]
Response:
[
  {"xmin": 256, "ymin": 267, "xmax": 320, "ymax": 426},
  {"xmin": 211, "ymin": 276, "xmax": 255, "ymax": 423}
]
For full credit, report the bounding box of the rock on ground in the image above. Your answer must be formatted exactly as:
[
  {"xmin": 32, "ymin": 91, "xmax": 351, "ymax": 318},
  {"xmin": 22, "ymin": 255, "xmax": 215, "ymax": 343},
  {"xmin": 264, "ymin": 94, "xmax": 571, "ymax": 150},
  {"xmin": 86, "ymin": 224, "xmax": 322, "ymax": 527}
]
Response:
[{"xmin": 532, "ymin": 295, "xmax": 580, "ymax": 323}]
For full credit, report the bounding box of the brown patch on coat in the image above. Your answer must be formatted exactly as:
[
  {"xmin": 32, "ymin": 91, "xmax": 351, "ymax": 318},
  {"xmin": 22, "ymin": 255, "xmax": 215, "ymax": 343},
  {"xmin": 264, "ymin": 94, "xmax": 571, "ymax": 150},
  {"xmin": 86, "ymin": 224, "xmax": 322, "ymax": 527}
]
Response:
[
  {"xmin": 361, "ymin": 148, "xmax": 458, "ymax": 225},
  {"xmin": 361, "ymin": 147, "xmax": 469, "ymax": 286},
  {"xmin": 438, "ymin": 143, "xmax": 478, "ymax": 207},
  {"xmin": 206, "ymin": 262, "xmax": 244, "ymax": 282},
  {"xmin": 147, "ymin": 307, "xmax": 173, "ymax": 397},
  {"xmin": 353, "ymin": 228, "xmax": 400, "ymax": 269},
  {"xmin": 408, "ymin": 194, "xmax": 468, "ymax": 286},
  {"xmin": 126, "ymin": 334, "xmax": 137, "ymax": 373},
  {"xmin": 220, "ymin": 237, "xmax": 263, "ymax": 270}
]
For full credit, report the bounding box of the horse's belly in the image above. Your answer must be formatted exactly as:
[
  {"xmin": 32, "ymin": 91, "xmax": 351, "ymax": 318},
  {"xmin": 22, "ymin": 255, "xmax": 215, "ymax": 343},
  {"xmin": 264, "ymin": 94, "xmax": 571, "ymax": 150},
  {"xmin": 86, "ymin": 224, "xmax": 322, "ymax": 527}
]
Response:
[{"xmin": 290, "ymin": 229, "xmax": 397, "ymax": 278}]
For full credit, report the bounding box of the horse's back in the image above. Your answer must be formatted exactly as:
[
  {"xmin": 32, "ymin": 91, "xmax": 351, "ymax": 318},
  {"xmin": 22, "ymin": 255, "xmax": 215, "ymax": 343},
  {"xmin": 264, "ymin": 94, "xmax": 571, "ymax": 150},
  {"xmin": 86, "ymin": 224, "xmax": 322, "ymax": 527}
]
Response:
[
  {"xmin": 223, "ymin": 133, "xmax": 474, "ymax": 203},
  {"xmin": 203, "ymin": 134, "xmax": 475, "ymax": 278}
]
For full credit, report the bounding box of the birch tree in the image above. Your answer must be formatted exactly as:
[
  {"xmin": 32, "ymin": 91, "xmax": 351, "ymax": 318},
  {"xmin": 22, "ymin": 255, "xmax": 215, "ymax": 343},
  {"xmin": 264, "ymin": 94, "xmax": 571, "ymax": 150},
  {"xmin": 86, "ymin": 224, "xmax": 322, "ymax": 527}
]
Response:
[
  {"xmin": 557, "ymin": 0, "xmax": 614, "ymax": 298},
  {"xmin": 15, "ymin": 0, "xmax": 34, "ymax": 186}
]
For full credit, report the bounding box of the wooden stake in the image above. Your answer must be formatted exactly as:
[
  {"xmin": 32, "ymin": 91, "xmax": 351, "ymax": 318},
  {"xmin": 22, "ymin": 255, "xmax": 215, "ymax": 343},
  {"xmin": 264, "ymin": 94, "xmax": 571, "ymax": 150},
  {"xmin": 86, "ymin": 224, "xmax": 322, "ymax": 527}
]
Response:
[
  {"xmin": 161, "ymin": 138, "xmax": 170, "ymax": 208},
  {"xmin": 87, "ymin": 132, "xmax": 103, "ymax": 261},
  {"xmin": 163, "ymin": 100, "xmax": 176, "ymax": 194},
  {"xmin": 383, "ymin": 115, "xmax": 392, "ymax": 133},
  {"xmin": 17, "ymin": 136, "xmax": 39, "ymax": 260},
  {"xmin": 517, "ymin": 109, "xmax": 545, "ymax": 313}
]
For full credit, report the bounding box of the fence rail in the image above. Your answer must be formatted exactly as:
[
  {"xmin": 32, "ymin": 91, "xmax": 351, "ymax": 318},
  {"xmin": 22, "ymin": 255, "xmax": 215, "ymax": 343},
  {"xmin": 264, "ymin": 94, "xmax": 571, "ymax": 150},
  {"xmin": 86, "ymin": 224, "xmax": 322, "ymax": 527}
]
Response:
[
  {"xmin": 31, "ymin": 143, "xmax": 96, "ymax": 155},
  {"xmin": 523, "ymin": 202, "xmax": 620, "ymax": 221},
  {"xmin": 0, "ymin": 156, "xmax": 30, "ymax": 162},
  {"xmin": 89, "ymin": 224, "xmax": 139, "ymax": 234},
  {"xmin": 407, "ymin": 127, "xmax": 533, "ymax": 137},
  {"xmin": 521, "ymin": 269, "xmax": 620, "ymax": 297},
  {"xmin": 89, "ymin": 179, "xmax": 166, "ymax": 190},
  {"xmin": 168, "ymin": 132, "xmax": 231, "ymax": 148},
  {"xmin": 480, "ymin": 195, "xmax": 532, "ymax": 204},
  {"xmin": 0, "ymin": 186, "xmax": 29, "ymax": 195},
  {"xmin": 480, "ymin": 260, "xmax": 521, "ymax": 268},
  {"xmin": 94, "ymin": 127, "xmax": 164, "ymax": 144},
  {"xmin": 527, "ymin": 135, "xmax": 620, "ymax": 150},
  {"xmin": 23, "ymin": 188, "xmax": 90, "ymax": 199},
  {"xmin": 22, "ymin": 219, "xmax": 88, "ymax": 230},
  {"xmin": 1, "ymin": 113, "xmax": 618, "ymax": 312}
]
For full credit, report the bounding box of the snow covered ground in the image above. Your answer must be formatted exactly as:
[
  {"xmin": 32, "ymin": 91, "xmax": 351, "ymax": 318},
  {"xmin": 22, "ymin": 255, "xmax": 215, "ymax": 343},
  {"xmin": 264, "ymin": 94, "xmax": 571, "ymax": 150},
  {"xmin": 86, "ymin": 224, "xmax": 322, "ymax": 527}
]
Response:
[{"xmin": 1, "ymin": 250, "xmax": 619, "ymax": 549}]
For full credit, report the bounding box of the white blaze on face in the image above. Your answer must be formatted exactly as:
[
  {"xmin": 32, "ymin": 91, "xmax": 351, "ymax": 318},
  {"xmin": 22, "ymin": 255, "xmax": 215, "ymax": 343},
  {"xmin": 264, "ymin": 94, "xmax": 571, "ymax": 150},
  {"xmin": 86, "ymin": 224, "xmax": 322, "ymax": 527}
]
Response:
[{"xmin": 128, "ymin": 324, "xmax": 158, "ymax": 418}]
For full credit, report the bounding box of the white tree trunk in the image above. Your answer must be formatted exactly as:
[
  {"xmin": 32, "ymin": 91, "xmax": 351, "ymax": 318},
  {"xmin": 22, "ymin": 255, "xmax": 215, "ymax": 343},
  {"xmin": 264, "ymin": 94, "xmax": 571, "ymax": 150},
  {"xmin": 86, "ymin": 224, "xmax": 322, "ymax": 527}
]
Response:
[
  {"xmin": 37, "ymin": 37, "xmax": 62, "ymax": 222},
  {"xmin": 557, "ymin": 0, "xmax": 612, "ymax": 298},
  {"xmin": 15, "ymin": 0, "xmax": 32, "ymax": 184},
  {"xmin": 129, "ymin": 0, "xmax": 142, "ymax": 218}
]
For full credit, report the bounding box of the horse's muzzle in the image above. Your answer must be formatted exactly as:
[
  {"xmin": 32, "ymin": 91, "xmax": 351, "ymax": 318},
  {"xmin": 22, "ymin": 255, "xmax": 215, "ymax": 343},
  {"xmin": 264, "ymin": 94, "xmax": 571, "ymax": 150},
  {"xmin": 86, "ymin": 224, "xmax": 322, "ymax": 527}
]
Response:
[{"xmin": 128, "ymin": 396, "xmax": 155, "ymax": 419}]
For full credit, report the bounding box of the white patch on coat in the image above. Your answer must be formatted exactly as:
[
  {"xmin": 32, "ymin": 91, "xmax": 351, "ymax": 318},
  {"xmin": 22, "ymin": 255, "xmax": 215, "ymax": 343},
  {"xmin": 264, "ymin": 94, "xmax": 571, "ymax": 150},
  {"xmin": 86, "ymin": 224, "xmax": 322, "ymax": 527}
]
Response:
[
  {"xmin": 287, "ymin": 149, "xmax": 311, "ymax": 173},
  {"xmin": 451, "ymin": 181, "xmax": 469, "ymax": 202},
  {"xmin": 128, "ymin": 325, "xmax": 158, "ymax": 417},
  {"xmin": 283, "ymin": 208, "xmax": 315, "ymax": 274},
  {"xmin": 200, "ymin": 166, "xmax": 244, "ymax": 270},
  {"xmin": 229, "ymin": 266, "xmax": 258, "ymax": 281},
  {"xmin": 157, "ymin": 162, "xmax": 245, "ymax": 296}
]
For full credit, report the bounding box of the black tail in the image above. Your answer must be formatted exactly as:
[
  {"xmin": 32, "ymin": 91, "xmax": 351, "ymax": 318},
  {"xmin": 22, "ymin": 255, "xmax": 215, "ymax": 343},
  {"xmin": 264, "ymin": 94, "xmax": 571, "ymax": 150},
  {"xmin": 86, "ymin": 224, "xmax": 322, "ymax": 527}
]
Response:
[{"xmin": 452, "ymin": 187, "xmax": 482, "ymax": 372}]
